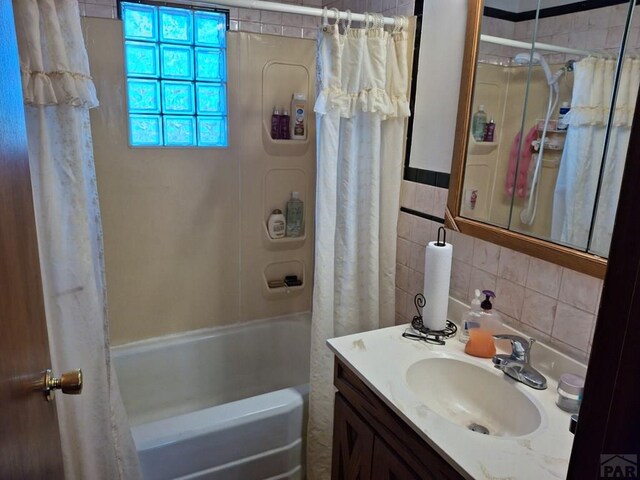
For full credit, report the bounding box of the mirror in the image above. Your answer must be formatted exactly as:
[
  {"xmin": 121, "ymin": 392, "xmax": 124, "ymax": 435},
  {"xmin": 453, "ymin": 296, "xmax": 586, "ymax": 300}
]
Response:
[{"xmin": 447, "ymin": 0, "xmax": 640, "ymax": 278}]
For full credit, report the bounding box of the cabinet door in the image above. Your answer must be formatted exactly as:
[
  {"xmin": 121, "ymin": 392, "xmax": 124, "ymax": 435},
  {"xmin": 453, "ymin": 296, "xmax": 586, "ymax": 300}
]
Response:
[
  {"xmin": 371, "ymin": 437, "xmax": 425, "ymax": 480},
  {"xmin": 332, "ymin": 393, "xmax": 374, "ymax": 480}
]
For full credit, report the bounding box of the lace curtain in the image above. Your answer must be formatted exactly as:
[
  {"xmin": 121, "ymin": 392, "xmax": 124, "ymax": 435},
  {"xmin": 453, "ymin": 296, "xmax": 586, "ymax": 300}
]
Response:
[
  {"xmin": 12, "ymin": 1, "xmax": 140, "ymax": 478},
  {"xmin": 552, "ymin": 56, "xmax": 640, "ymax": 254},
  {"xmin": 307, "ymin": 16, "xmax": 411, "ymax": 479}
]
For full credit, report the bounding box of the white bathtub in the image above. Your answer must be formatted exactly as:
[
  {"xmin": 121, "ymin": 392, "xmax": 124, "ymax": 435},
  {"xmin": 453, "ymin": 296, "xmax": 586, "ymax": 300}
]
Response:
[{"xmin": 112, "ymin": 312, "xmax": 311, "ymax": 480}]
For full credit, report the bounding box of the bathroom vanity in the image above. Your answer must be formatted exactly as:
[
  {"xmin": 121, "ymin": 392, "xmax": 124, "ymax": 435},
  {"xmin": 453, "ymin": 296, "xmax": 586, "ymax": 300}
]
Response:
[
  {"xmin": 328, "ymin": 323, "xmax": 586, "ymax": 479},
  {"xmin": 332, "ymin": 357, "xmax": 464, "ymax": 479}
]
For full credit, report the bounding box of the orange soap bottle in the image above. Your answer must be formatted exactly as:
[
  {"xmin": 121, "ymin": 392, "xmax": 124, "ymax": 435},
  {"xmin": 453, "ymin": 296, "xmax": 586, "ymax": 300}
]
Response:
[
  {"xmin": 464, "ymin": 290, "xmax": 499, "ymax": 358},
  {"xmin": 464, "ymin": 328, "xmax": 496, "ymax": 358}
]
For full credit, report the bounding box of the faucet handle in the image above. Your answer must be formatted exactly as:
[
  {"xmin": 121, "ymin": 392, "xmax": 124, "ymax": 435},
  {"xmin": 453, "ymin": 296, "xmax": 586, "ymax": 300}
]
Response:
[{"xmin": 493, "ymin": 334, "xmax": 532, "ymax": 359}]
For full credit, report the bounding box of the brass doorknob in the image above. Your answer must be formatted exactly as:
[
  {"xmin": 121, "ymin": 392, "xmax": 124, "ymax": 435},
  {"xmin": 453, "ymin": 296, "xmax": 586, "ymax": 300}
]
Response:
[{"xmin": 42, "ymin": 369, "xmax": 82, "ymax": 401}]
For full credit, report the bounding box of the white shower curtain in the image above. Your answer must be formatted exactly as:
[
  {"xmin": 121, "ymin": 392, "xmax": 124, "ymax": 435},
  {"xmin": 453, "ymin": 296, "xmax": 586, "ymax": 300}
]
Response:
[
  {"xmin": 307, "ymin": 19, "xmax": 410, "ymax": 480},
  {"xmin": 552, "ymin": 56, "xmax": 640, "ymax": 254},
  {"xmin": 13, "ymin": 1, "xmax": 141, "ymax": 478}
]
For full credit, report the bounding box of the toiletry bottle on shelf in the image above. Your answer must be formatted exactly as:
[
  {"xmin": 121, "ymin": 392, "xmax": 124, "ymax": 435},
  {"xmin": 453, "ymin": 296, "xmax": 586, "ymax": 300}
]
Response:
[
  {"xmin": 472, "ymin": 105, "xmax": 487, "ymax": 142},
  {"xmin": 460, "ymin": 289, "xmax": 483, "ymax": 343},
  {"xmin": 557, "ymin": 102, "xmax": 571, "ymax": 130},
  {"xmin": 291, "ymin": 93, "xmax": 307, "ymax": 140},
  {"xmin": 267, "ymin": 209, "xmax": 286, "ymax": 239},
  {"xmin": 271, "ymin": 106, "xmax": 281, "ymax": 139},
  {"xmin": 286, "ymin": 192, "xmax": 304, "ymax": 237},
  {"xmin": 483, "ymin": 118, "xmax": 496, "ymax": 142},
  {"xmin": 279, "ymin": 109, "xmax": 290, "ymax": 140}
]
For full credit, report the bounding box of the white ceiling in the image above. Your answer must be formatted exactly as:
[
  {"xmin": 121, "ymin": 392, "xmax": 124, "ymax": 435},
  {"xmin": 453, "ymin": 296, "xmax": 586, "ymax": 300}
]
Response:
[{"xmin": 483, "ymin": 0, "xmax": 586, "ymax": 13}]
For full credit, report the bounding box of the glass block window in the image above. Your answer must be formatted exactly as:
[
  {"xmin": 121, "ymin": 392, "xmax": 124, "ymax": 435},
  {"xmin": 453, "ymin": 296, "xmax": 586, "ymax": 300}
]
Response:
[{"xmin": 122, "ymin": 2, "xmax": 228, "ymax": 147}]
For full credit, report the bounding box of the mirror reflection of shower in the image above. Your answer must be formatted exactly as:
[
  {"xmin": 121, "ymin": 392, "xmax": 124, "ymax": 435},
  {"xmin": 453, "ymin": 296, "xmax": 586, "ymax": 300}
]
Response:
[{"xmin": 512, "ymin": 51, "xmax": 573, "ymax": 226}]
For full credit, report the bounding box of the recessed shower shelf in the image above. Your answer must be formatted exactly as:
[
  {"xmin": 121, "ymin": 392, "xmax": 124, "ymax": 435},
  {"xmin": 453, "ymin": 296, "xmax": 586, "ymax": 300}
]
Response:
[
  {"xmin": 468, "ymin": 138, "xmax": 498, "ymax": 155},
  {"xmin": 264, "ymin": 283, "xmax": 305, "ymax": 298},
  {"xmin": 262, "ymin": 260, "xmax": 306, "ymax": 299},
  {"xmin": 262, "ymin": 223, "xmax": 306, "ymax": 251}
]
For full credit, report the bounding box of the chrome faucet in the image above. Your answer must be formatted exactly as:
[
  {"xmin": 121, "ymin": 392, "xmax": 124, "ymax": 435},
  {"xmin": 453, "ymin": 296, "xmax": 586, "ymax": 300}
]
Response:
[{"xmin": 492, "ymin": 334, "xmax": 547, "ymax": 390}]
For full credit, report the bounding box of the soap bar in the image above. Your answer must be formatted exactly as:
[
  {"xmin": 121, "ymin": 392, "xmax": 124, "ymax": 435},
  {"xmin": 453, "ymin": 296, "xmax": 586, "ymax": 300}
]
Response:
[{"xmin": 464, "ymin": 329, "xmax": 496, "ymax": 358}]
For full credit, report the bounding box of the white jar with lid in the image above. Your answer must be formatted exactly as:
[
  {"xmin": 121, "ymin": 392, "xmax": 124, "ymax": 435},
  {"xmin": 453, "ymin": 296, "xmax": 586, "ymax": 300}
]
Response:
[{"xmin": 556, "ymin": 373, "xmax": 585, "ymax": 413}]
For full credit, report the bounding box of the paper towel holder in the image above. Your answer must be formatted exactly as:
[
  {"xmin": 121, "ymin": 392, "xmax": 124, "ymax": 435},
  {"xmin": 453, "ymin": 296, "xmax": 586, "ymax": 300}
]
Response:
[
  {"xmin": 404, "ymin": 293, "xmax": 457, "ymax": 345},
  {"xmin": 435, "ymin": 226, "xmax": 447, "ymax": 247}
]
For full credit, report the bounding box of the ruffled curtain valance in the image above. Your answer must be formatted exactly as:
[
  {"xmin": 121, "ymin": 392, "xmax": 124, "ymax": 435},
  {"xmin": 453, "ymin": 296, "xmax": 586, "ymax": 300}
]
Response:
[
  {"xmin": 567, "ymin": 56, "xmax": 640, "ymax": 128},
  {"xmin": 315, "ymin": 26, "xmax": 410, "ymax": 119},
  {"xmin": 13, "ymin": 0, "xmax": 98, "ymax": 108}
]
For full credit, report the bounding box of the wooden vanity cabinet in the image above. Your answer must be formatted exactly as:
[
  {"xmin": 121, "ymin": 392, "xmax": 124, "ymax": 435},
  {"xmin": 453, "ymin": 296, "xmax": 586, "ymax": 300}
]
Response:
[{"xmin": 331, "ymin": 358, "xmax": 465, "ymax": 480}]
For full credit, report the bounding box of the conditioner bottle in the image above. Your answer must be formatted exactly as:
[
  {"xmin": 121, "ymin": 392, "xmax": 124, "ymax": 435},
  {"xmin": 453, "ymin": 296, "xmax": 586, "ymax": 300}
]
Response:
[{"xmin": 291, "ymin": 93, "xmax": 307, "ymax": 140}]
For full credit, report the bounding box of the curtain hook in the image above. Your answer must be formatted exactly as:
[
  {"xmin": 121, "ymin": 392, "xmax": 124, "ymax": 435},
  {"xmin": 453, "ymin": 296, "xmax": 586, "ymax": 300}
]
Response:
[
  {"xmin": 322, "ymin": 6, "xmax": 329, "ymax": 26},
  {"xmin": 341, "ymin": 9, "xmax": 352, "ymax": 32},
  {"xmin": 329, "ymin": 7, "xmax": 340, "ymax": 26}
]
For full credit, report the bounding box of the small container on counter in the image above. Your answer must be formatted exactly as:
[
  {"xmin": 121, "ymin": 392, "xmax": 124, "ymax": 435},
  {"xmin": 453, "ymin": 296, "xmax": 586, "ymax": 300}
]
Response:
[{"xmin": 556, "ymin": 373, "xmax": 585, "ymax": 413}]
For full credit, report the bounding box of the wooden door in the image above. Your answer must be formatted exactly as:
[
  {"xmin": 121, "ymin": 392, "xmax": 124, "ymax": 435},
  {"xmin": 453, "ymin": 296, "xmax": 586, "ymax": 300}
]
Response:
[
  {"xmin": 0, "ymin": 0, "xmax": 65, "ymax": 477},
  {"xmin": 567, "ymin": 74, "xmax": 640, "ymax": 477}
]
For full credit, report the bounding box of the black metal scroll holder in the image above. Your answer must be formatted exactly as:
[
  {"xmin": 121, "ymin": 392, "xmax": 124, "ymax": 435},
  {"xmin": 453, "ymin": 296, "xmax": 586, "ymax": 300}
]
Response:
[{"xmin": 402, "ymin": 293, "xmax": 457, "ymax": 346}]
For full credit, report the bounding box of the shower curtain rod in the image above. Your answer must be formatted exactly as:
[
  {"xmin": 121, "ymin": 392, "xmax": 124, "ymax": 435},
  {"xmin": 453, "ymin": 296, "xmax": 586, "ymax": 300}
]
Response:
[
  {"xmin": 481, "ymin": 34, "xmax": 593, "ymax": 57},
  {"xmin": 171, "ymin": 0, "xmax": 398, "ymax": 25}
]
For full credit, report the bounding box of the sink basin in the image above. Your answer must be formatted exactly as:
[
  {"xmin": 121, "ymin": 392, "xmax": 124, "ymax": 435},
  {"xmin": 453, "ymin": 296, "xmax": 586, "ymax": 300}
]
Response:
[{"xmin": 406, "ymin": 358, "xmax": 542, "ymax": 437}]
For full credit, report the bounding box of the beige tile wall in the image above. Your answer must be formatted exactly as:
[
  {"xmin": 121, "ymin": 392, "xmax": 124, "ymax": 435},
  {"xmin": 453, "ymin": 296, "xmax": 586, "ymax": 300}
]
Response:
[
  {"xmin": 78, "ymin": 0, "xmax": 325, "ymax": 38},
  {"xmin": 84, "ymin": 18, "xmax": 316, "ymax": 345},
  {"xmin": 395, "ymin": 180, "xmax": 601, "ymax": 363},
  {"xmin": 392, "ymin": 4, "xmax": 626, "ymax": 365}
]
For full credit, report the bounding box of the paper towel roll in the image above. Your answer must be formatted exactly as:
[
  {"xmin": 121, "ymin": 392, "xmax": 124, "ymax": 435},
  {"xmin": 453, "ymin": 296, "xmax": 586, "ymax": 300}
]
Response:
[{"xmin": 422, "ymin": 241, "xmax": 453, "ymax": 331}]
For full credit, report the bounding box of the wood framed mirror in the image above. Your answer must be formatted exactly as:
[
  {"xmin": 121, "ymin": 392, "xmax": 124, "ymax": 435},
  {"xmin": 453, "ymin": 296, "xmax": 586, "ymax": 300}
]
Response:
[{"xmin": 446, "ymin": 0, "xmax": 640, "ymax": 279}]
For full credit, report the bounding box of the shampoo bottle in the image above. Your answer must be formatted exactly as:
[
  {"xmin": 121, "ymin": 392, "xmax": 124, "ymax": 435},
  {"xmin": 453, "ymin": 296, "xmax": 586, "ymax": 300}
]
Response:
[
  {"xmin": 271, "ymin": 106, "xmax": 280, "ymax": 139},
  {"xmin": 279, "ymin": 109, "xmax": 290, "ymax": 140},
  {"xmin": 286, "ymin": 192, "xmax": 304, "ymax": 237},
  {"xmin": 267, "ymin": 209, "xmax": 286, "ymax": 239},
  {"xmin": 291, "ymin": 93, "xmax": 307, "ymax": 140},
  {"xmin": 459, "ymin": 289, "xmax": 483, "ymax": 344},
  {"xmin": 558, "ymin": 102, "xmax": 571, "ymax": 130},
  {"xmin": 483, "ymin": 118, "xmax": 496, "ymax": 142},
  {"xmin": 472, "ymin": 105, "xmax": 487, "ymax": 142}
]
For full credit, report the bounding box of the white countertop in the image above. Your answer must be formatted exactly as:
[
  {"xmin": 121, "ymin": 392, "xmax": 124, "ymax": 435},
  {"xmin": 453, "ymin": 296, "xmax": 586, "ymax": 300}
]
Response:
[{"xmin": 327, "ymin": 323, "xmax": 586, "ymax": 480}]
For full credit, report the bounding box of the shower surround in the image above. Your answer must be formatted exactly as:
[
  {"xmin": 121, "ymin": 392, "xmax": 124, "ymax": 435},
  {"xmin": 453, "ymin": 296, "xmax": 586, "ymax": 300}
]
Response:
[{"xmin": 84, "ymin": 18, "xmax": 316, "ymax": 344}]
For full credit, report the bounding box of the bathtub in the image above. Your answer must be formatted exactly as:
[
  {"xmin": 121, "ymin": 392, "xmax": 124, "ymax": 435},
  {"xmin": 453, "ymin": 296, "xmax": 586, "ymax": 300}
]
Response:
[{"xmin": 112, "ymin": 312, "xmax": 311, "ymax": 480}]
